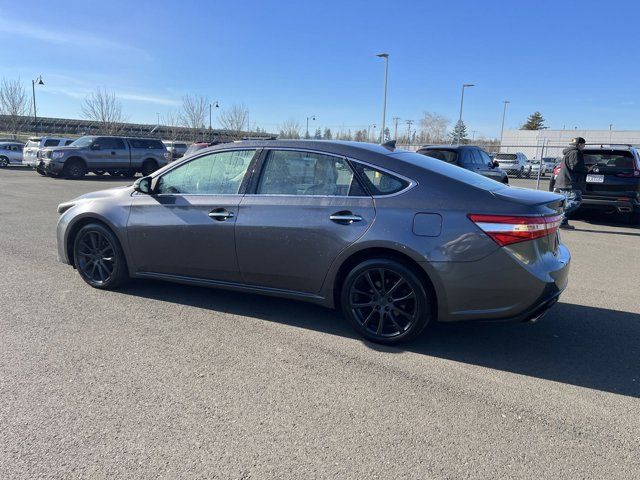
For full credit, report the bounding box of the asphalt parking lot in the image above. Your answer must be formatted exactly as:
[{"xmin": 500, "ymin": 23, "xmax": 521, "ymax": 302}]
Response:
[{"xmin": 1, "ymin": 168, "xmax": 639, "ymax": 479}]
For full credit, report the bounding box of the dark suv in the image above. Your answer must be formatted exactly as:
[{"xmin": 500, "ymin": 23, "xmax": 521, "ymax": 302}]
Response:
[
  {"xmin": 416, "ymin": 145, "xmax": 509, "ymax": 184},
  {"xmin": 550, "ymin": 144, "xmax": 640, "ymax": 224}
]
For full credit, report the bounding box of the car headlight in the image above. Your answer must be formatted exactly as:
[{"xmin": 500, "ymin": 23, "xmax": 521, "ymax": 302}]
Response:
[{"xmin": 52, "ymin": 151, "xmax": 65, "ymax": 160}]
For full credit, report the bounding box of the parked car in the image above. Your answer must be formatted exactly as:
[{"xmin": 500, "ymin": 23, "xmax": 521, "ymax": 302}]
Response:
[
  {"xmin": 56, "ymin": 140, "xmax": 570, "ymax": 344},
  {"xmin": 0, "ymin": 142, "xmax": 25, "ymax": 166},
  {"xmin": 494, "ymin": 152, "xmax": 532, "ymax": 178},
  {"xmin": 542, "ymin": 157, "xmax": 559, "ymax": 172},
  {"xmin": 527, "ymin": 159, "xmax": 548, "ymax": 177},
  {"xmin": 23, "ymin": 137, "xmax": 75, "ymax": 167},
  {"xmin": 39, "ymin": 136, "xmax": 170, "ymax": 179},
  {"xmin": 550, "ymin": 145, "xmax": 640, "ymax": 224},
  {"xmin": 416, "ymin": 145, "xmax": 508, "ymax": 184},
  {"xmin": 162, "ymin": 140, "xmax": 189, "ymax": 161}
]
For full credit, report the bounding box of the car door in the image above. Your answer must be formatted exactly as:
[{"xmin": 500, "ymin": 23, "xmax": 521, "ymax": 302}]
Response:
[
  {"xmin": 234, "ymin": 149, "xmax": 375, "ymax": 294},
  {"xmin": 126, "ymin": 148, "xmax": 258, "ymax": 281},
  {"xmin": 91, "ymin": 137, "xmax": 129, "ymax": 169},
  {"xmin": 459, "ymin": 148, "xmax": 479, "ymax": 174}
]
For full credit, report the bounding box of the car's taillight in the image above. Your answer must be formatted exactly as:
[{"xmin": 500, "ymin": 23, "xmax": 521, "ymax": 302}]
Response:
[
  {"xmin": 468, "ymin": 214, "xmax": 563, "ymax": 247},
  {"xmin": 553, "ymin": 166, "xmax": 561, "ymax": 175}
]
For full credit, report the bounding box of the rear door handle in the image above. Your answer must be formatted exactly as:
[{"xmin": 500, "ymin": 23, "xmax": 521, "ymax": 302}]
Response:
[
  {"xmin": 208, "ymin": 208, "xmax": 234, "ymax": 221},
  {"xmin": 330, "ymin": 211, "xmax": 363, "ymax": 224}
]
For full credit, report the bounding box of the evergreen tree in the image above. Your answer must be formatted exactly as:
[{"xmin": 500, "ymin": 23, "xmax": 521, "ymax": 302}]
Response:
[
  {"xmin": 521, "ymin": 111, "xmax": 545, "ymax": 130},
  {"xmin": 448, "ymin": 120, "xmax": 469, "ymax": 144},
  {"xmin": 354, "ymin": 129, "xmax": 367, "ymax": 142},
  {"xmin": 314, "ymin": 127, "xmax": 322, "ymax": 139},
  {"xmin": 323, "ymin": 128, "xmax": 333, "ymax": 140}
]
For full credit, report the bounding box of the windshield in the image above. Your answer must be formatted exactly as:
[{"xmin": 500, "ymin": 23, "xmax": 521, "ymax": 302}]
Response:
[
  {"xmin": 391, "ymin": 151, "xmax": 507, "ymax": 192},
  {"xmin": 69, "ymin": 136, "xmax": 96, "ymax": 148}
]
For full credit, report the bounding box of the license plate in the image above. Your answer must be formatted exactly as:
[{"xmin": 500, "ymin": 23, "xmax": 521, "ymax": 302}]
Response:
[{"xmin": 586, "ymin": 174, "xmax": 604, "ymax": 183}]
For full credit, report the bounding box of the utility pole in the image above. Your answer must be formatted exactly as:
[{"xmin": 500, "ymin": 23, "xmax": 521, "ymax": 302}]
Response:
[
  {"xmin": 499, "ymin": 100, "xmax": 510, "ymax": 147},
  {"xmin": 392, "ymin": 117, "xmax": 400, "ymax": 141},
  {"xmin": 376, "ymin": 53, "xmax": 389, "ymax": 143},
  {"xmin": 405, "ymin": 119, "xmax": 414, "ymax": 145}
]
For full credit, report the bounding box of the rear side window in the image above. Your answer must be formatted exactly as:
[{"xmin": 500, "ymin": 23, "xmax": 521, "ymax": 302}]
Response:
[
  {"xmin": 44, "ymin": 139, "xmax": 59, "ymax": 147},
  {"xmin": 352, "ymin": 163, "xmax": 409, "ymax": 195},
  {"xmin": 420, "ymin": 149, "xmax": 458, "ymax": 164},
  {"xmin": 130, "ymin": 138, "xmax": 164, "ymax": 149},
  {"xmin": 257, "ymin": 150, "xmax": 357, "ymax": 196},
  {"xmin": 64, "ymin": 140, "xmax": 74, "ymax": 145}
]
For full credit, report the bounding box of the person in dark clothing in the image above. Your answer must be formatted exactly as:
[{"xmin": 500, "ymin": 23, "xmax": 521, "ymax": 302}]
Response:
[{"xmin": 554, "ymin": 137, "xmax": 588, "ymax": 229}]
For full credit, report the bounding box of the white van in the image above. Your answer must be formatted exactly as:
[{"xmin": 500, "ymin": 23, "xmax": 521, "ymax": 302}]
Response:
[{"xmin": 23, "ymin": 137, "xmax": 75, "ymax": 167}]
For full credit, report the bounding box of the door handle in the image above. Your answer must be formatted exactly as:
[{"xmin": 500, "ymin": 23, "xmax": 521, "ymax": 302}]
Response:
[
  {"xmin": 111, "ymin": 151, "xmax": 116, "ymax": 155},
  {"xmin": 208, "ymin": 208, "xmax": 234, "ymax": 221},
  {"xmin": 330, "ymin": 211, "xmax": 363, "ymax": 224}
]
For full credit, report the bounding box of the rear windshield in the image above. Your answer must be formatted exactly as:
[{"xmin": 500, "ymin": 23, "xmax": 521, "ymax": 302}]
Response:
[
  {"xmin": 418, "ymin": 149, "xmax": 458, "ymax": 163},
  {"xmin": 496, "ymin": 153, "xmax": 517, "ymax": 160},
  {"xmin": 391, "ymin": 152, "xmax": 506, "ymax": 192},
  {"xmin": 584, "ymin": 150, "xmax": 637, "ymax": 171}
]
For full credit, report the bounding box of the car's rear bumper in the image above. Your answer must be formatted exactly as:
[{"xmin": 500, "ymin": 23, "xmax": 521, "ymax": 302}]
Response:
[
  {"xmin": 429, "ymin": 240, "xmax": 570, "ymax": 323},
  {"xmin": 581, "ymin": 195, "xmax": 639, "ymax": 214}
]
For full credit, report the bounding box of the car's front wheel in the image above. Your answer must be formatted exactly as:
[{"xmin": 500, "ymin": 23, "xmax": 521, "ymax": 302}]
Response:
[
  {"xmin": 341, "ymin": 258, "xmax": 433, "ymax": 344},
  {"xmin": 0, "ymin": 156, "xmax": 9, "ymax": 167},
  {"xmin": 73, "ymin": 223, "xmax": 129, "ymax": 289},
  {"xmin": 63, "ymin": 159, "xmax": 87, "ymax": 179}
]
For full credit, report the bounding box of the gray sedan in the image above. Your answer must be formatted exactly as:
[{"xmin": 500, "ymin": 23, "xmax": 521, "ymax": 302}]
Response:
[{"xmin": 56, "ymin": 140, "xmax": 570, "ymax": 344}]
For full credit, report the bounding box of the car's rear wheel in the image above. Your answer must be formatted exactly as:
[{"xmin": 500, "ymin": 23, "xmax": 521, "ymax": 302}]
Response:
[
  {"xmin": 141, "ymin": 159, "xmax": 158, "ymax": 177},
  {"xmin": 63, "ymin": 159, "xmax": 87, "ymax": 179},
  {"xmin": 73, "ymin": 223, "xmax": 129, "ymax": 289},
  {"xmin": 341, "ymin": 258, "xmax": 432, "ymax": 344}
]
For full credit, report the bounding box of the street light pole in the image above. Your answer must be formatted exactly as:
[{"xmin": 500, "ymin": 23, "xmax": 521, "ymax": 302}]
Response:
[
  {"xmin": 456, "ymin": 83, "xmax": 474, "ymax": 144},
  {"xmin": 376, "ymin": 53, "xmax": 389, "ymax": 143},
  {"xmin": 31, "ymin": 75, "xmax": 44, "ymax": 124},
  {"xmin": 392, "ymin": 117, "xmax": 400, "ymax": 141},
  {"xmin": 306, "ymin": 115, "xmax": 316, "ymax": 138},
  {"xmin": 499, "ymin": 100, "xmax": 510, "ymax": 147}
]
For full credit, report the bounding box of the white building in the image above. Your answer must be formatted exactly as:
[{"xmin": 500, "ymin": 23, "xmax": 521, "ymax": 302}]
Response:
[{"xmin": 500, "ymin": 129, "xmax": 640, "ymax": 159}]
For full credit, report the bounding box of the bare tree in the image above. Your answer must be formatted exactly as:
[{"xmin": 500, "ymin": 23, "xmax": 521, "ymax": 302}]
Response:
[
  {"xmin": 81, "ymin": 88, "xmax": 128, "ymax": 134},
  {"xmin": 162, "ymin": 109, "xmax": 181, "ymax": 140},
  {"xmin": 279, "ymin": 118, "xmax": 301, "ymax": 139},
  {"xmin": 218, "ymin": 104, "xmax": 249, "ymax": 137},
  {"xmin": 179, "ymin": 94, "xmax": 208, "ymax": 141},
  {"xmin": 0, "ymin": 77, "xmax": 30, "ymax": 135},
  {"xmin": 419, "ymin": 112, "xmax": 450, "ymax": 143}
]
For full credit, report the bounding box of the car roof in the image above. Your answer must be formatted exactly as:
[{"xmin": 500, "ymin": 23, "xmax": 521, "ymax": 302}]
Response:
[
  {"xmin": 205, "ymin": 139, "xmax": 397, "ymax": 157},
  {"xmin": 417, "ymin": 144, "xmax": 479, "ymax": 150}
]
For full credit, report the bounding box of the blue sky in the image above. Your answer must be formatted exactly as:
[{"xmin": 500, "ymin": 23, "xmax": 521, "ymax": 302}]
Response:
[{"xmin": 1, "ymin": 0, "xmax": 639, "ymax": 137}]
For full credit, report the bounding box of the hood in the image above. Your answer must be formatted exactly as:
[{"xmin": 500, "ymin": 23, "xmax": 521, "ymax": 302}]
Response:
[
  {"xmin": 562, "ymin": 146, "xmax": 578, "ymax": 155},
  {"xmin": 46, "ymin": 146, "xmax": 80, "ymax": 152}
]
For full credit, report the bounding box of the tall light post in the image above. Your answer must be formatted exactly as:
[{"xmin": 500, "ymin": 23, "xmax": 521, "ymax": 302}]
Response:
[
  {"xmin": 392, "ymin": 117, "xmax": 400, "ymax": 141},
  {"xmin": 31, "ymin": 75, "xmax": 44, "ymax": 124},
  {"xmin": 306, "ymin": 114, "xmax": 316, "ymax": 138},
  {"xmin": 458, "ymin": 83, "xmax": 475, "ymax": 125},
  {"xmin": 376, "ymin": 53, "xmax": 389, "ymax": 143},
  {"xmin": 499, "ymin": 100, "xmax": 510, "ymax": 147},
  {"xmin": 209, "ymin": 101, "xmax": 219, "ymax": 130}
]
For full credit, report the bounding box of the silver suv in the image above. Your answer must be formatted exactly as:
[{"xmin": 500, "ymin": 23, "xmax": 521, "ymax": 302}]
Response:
[
  {"xmin": 495, "ymin": 152, "xmax": 532, "ymax": 178},
  {"xmin": 40, "ymin": 136, "xmax": 170, "ymax": 179}
]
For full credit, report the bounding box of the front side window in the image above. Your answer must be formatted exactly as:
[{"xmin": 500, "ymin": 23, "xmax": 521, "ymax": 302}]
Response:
[
  {"xmin": 97, "ymin": 137, "xmax": 126, "ymax": 150},
  {"xmin": 156, "ymin": 149, "xmax": 256, "ymax": 195},
  {"xmin": 257, "ymin": 150, "xmax": 357, "ymax": 196},
  {"xmin": 420, "ymin": 149, "xmax": 458, "ymax": 164}
]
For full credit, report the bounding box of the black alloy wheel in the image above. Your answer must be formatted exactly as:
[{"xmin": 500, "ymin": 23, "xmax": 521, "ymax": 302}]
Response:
[
  {"xmin": 341, "ymin": 259, "xmax": 431, "ymax": 344},
  {"xmin": 73, "ymin": 224, "xmax": 128, "ymax": 289}
]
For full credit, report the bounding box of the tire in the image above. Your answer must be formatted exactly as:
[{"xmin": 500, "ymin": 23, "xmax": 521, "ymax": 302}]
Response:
[
  {"xmin": 36, "ymin": 168, "xmax": 47, "ymax": 176},
  {"xmin": 141, "ymin": 159, "xmax": 158, "ymax": 177},
  {"xmin": 0, "ymin": 156, "xmax": 9, "ymax": 167},
  {"xmin": 73, "ymin": 223, "xmax": 129, "ymax": 289},
  {"xmin": 548, "ymin": 177, "xmax": 556, "ymax": 192},
  {"xmin": 63, "ymin": 159, "xmax": 87, "ymax": 179},
  {"xmin": 340, "ymin": 258, "xmax": 433, "ymax": 344}
]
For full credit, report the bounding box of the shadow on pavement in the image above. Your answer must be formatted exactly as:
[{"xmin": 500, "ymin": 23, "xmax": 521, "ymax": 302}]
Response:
[{"xmin": 118, "ymin": 280, "xmax": 640, "ymax": 398}]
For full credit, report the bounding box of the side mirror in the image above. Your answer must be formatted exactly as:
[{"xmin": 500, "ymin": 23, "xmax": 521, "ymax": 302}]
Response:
[
  {"xmin": 133, "ymin": 176, "xmax": 153, "ymax": 194},
  {"xmin": 492, "ymin": 160, "xmax": 500, "ymax": 168},
  {"xmin": 90, "ymin": 143, "xmax": 100, "ymax": 150}
]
